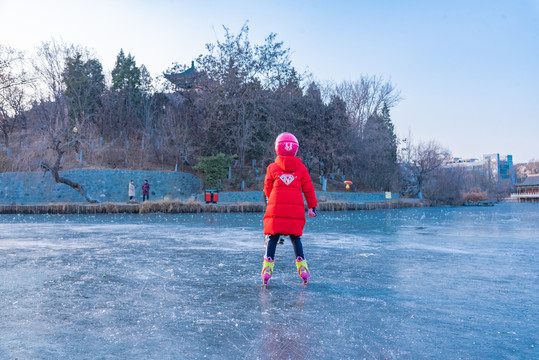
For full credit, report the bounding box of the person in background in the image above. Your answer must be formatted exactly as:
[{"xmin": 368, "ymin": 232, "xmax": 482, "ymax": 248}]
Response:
[
  {"xmin": 128, "ymin": 180, "xmax": 135, "ymax": 201},
  {"xmin": 142, "ymin": 180, "xmax": 150, "ymax": 202}
]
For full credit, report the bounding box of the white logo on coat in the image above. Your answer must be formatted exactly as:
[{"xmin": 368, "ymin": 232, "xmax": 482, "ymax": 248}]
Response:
[{"xmin": 279, "ymin": 174, "xmax": 296, "ymax": 186}]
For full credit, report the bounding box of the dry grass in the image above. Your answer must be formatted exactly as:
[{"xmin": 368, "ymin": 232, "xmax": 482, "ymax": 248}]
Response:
[
  {"xmin": 0, "ymin": 199, "xmax": 426, "ymax": 214},
  {"xmin": 139, "ymin": 198, "xmax": 204, "ymax": 214},
  {"xmin": 463, "ymin": 190, "xmax": 489, "ymax": 203}
]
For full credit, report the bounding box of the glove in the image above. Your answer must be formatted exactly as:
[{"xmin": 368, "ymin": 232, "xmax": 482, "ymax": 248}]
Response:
[{"xmin": 308, "ymin": 207, "xmax": 317, "ymax": 218}]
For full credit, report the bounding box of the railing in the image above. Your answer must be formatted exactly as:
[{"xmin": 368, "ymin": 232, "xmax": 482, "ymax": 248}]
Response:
[
  {"xmin": 510, "ymin": 193, "xmax": 539, "ymax": 203},
  {"xmin": 512, "ymin": 193, "xmax": 539, "ymax": 198}
]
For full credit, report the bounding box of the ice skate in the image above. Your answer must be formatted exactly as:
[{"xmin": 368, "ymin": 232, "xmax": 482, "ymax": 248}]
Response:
[
  {"xmin": 261, "ymin": 257, "xmax": 274, "ymax": 286},
  {"xmin": 296, "ymin": 257, "xmax": 310, "ymax": 285}
]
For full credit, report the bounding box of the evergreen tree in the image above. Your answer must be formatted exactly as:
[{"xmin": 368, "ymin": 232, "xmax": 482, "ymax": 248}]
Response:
[
  {"xmin": 360, "ymin": 105, "xmax": 398, "ymax": 190},
  {"xmin": 381, "ymin": 102, "xmax": 397, "ymax": 165},
  {"xmin": 110, "ymin": 49, "xmax": 144, "ymax": 137},
  {"xmin": 63, "ymin": 53, "xmax": 105, "ymax": 129},
  {"xmin": 111, "ymin": 49, "xmax": 141, "ymax": 93},
  {"xmin": 294, "ymin": 82, "xmax": 325, "ymax": 171},
  {"xmin": 325, "ymin": 95, "xmax": 353, "ymax": 177}
]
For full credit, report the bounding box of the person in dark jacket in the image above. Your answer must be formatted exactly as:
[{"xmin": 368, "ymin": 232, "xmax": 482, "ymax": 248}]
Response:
[
  {"xmin": 142, "ymin": 180, "xmax": 150, "ymax": 202},
  {"xmin": 261, "ymin": 132, "xmax": 317, "ymax": 286}
]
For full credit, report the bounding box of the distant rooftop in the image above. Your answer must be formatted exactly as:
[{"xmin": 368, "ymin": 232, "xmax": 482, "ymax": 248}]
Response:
[
  {"xmin": 164, "ymin": 61, "xmax": 200, "ymax": 91},
  {"xmin": 517, "ymin": 174, "xmax": 539, "ymax": 187}
]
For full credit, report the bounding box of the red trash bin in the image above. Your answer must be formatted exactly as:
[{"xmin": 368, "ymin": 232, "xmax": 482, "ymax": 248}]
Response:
[{"xmin": 204, "ymin": 190, "xmax": 218, "ymax": 203}]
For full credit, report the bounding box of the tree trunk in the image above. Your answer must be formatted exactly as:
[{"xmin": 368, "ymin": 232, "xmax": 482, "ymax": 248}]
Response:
[{"xmin": 41, "ymin": 161, "xmax": 98, "ymax": 204}]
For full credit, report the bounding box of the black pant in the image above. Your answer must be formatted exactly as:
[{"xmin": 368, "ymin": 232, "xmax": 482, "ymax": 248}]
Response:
[
  {"xmin": 265, "ymin": 234, "xmax": 305, "ymax": 260},
  {"xmin": 143, "ymin": 194, "xmax": 149, "ymax": 201}
]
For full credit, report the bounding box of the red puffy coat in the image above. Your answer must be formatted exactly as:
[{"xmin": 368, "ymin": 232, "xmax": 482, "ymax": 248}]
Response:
[{"xmin": 263, "ymin": 156, "xmax": 318, "ymax": 236}]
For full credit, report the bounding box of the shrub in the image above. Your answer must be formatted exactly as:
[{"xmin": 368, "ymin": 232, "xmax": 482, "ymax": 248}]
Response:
[
  {"xmin": 193, "ymin": 153, "xmax": 236, "ymax": 190},
  {"xmin": 463, "ymin": 190, "xmax": 488, "ymax": 203}
]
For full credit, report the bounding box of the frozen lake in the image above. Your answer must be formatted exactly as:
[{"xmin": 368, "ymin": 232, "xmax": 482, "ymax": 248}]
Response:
[{"xmin": 0, "ymin": 203, "xmax": 537, "ymax": 359}]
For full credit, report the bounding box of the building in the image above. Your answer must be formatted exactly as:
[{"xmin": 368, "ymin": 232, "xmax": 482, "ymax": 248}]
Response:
[
  {"xmin": 443, "ymin": 157, "xmax": 485, "ymax": 171},
  {"xmin": 442, "ymin": 153, "xmax": 515, "ymax": 187},
  {"xmin": 511, "ymin": 174, "xmax": 539, "ymax": 203},
  {"xmin": 483, "ymin": 154, "xmax": 514, "ymax": 184},
  {"xmin": 164, "ymin": 61, "xmax": 201, "ymax": 92}
]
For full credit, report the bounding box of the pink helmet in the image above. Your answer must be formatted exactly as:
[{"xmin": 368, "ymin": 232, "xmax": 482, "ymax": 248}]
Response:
[{"xmin": 275, "ymin": 132, "xmax": 299, "ymax": 156}]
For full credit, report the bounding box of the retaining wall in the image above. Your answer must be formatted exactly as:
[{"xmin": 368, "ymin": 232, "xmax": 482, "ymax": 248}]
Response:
[
  {"xmin": 0, "ymin": 169, "xmax": 402, "ymax": 206},
  {"xmin": 0, "ymin": 170, "xmax": 202, "ymax": 204}
]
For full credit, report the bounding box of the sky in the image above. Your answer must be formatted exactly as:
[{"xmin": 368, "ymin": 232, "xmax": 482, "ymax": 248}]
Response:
[{"xmin": 1, "ymin": 0, "xmax": 538, "ymax": 163}]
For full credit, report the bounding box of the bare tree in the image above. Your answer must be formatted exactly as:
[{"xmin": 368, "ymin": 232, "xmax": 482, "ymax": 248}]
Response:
[
  {"xmin": 422, "ymin": 167, "xmax": 465, "ymax": 205},
  {"xmin": 157, "ymin": 92, "xmax": 202, "ymax": 169},
  {"xmin": 197, "ymin": 24, "xmax": 297, "ymax": 169},
  {"xmin": 525, "ymin": 159, "xmax": 539, "ymax": 174},
  {"xmin": 0, "ymin": 45, "xmax": 26, "ymax": 91},
  {"xmin": 0, "ymin": 45, "xmax": 30, "ymax": 148},
  {"xmin": 407, "ymin": 141, "xmax": 451, "ymax": 197},
  {"xmin": 334, "ymin": 76, "xmax": 401, "ymax": 137},
  {"xmin": 28, "ymin": 40, "xmax": 99, "ymax": 202},
  {"xmin": 40, "ymin": 132, "xmax": 98, "ymax": 203}
]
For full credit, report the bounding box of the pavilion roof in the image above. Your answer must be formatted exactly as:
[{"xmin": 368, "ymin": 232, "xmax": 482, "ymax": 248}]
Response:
[
  {"xmin": 163, "ymin": 61, "xmax": 200, "ymax": 86},
  {"xmin": 517, "ymin": 174, "xmax": 539, "ymax": 187}
]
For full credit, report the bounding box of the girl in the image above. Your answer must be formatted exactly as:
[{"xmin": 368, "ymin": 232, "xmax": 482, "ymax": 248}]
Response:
[{"xmin": 262, "ymin": 132, "xmax": 317, "ymax": 286}]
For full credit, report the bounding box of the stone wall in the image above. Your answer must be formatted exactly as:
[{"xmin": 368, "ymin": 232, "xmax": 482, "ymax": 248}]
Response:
[
  {"xmin": 0, "ymin": 170, "xmax": 202, "ymax": 204},
  {"xmin": 0, "ymin": 169, "xmax": 400, "ymax": 205}
]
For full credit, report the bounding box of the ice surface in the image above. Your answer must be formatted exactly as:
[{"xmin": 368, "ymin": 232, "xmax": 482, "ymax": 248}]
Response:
[{"xmin": 0, "ymin": 204, "xmax": 538, "ymax": 359}]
